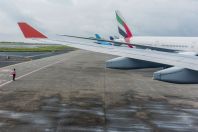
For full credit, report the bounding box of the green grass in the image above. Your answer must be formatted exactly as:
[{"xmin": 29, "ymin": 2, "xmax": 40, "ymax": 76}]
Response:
[{"xmin": 0, "ymin": 45, "xmax": 74, "ymax": 52}]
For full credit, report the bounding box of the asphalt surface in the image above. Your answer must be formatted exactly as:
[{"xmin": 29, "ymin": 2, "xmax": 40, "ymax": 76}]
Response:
[
  {"xmin": 0, "ymin": 49, "xmax": 74, "ymax": 68},
  {"xmin": 0, "ymin": 50, "xmax": 197, "ymax": 132}
]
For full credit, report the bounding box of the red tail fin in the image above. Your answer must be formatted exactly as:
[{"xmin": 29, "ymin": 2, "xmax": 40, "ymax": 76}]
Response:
[{"xmin": 18, "ymin": 22, "xmax": 47, "ymax": 38}]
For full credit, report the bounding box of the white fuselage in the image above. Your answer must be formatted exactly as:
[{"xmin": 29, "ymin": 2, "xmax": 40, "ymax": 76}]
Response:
[{"xmin": 117, "ymin": 37, "xmax": 198, "ymax": 53}]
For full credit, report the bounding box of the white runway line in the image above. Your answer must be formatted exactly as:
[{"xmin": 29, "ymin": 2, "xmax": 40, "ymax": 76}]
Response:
[
  {"xmin": 0, "ymin": 58, "xmax": 66, "ymax": 88},
  {"xmin": 26, "ymin": 52, "xmax": 53, "ymax": 58}
]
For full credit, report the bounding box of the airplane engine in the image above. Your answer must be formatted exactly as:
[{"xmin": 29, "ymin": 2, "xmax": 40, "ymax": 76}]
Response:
[
  {"xmin": 153, "ymin": 67, "xmax": 198, "ymax": 84},
  {"xmin": 106, "ymin": 57, "xmax": 164, "ymax": 69}
]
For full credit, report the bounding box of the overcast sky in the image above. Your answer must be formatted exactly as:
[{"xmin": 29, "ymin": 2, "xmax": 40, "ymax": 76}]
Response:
[{"xmin": 0, "ymin": 0, "xmax": 198, "ymax": 41}]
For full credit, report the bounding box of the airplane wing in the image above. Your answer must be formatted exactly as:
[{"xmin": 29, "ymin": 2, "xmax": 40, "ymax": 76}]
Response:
[
  {"xmin": 50, "ymin": 40, "xmax": 198, "ymax": 71},
  {"xmin": 18, "ymin": 22, "xmax": 198, "ymax": 71},
  {"xmin": 59, "ymin": 34, "xmax": 178, "ymax": 52}
]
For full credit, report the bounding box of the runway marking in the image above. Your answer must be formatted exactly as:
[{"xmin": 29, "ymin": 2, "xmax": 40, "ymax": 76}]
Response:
[
  {"xmin": 26, "ymin": 52, "xmax": 53, "ymax": 58},
  {"xmin": 0, "ymin": 52, "xmax": 70, "ymax": 71},
  {"xmin": 0, "ymin": 58, "xmax": 66, "ymax": 88}
]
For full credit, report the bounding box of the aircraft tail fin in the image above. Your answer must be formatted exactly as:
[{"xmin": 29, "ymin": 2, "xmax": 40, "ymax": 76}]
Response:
[
  {"xmin": 109, "ymin": 36, "xmax": 114, "ymax": 40},
  {"xmin": 18, "ymin": 22, "xmax": 47, "ymax": 38},
  {"xmin": 95, "ymin": 34, "xmax": 102, "ymax": 39},
  {"xmin": 115, "ymin": 10, "xmax": 132, "ymax": 42}
]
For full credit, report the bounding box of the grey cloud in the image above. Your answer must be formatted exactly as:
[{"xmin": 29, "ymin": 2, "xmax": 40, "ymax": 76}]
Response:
[{"xmin": 0, "ymin": 0, "xmax": 198, "ymax": 41}]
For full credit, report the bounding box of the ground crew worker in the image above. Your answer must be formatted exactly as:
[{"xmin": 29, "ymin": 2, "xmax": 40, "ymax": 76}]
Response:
[{"xmin": 11, "ymin": 68, "xmax": 16, "ymax": 81}]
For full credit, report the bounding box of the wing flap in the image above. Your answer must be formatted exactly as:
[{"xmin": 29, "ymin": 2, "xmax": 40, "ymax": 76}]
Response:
[{"xmin": 59, "ymin": 34, "xmax": 178, "ymax": 52}]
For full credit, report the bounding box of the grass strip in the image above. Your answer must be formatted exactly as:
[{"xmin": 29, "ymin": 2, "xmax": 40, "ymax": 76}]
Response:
[{"xmin": 0, "ymin": 46, "xmax": 75, "ymax": 52}]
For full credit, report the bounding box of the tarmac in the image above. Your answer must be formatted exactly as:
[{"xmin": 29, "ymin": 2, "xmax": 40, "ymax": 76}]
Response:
[{"xmin": 0, "ymin": 50, "xmax": 197, "ymax": 132}]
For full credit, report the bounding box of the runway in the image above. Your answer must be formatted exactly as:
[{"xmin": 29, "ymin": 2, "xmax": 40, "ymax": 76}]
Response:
[{"xmin": 0, "ymin": 50, "xmax": 197, "ymax": 132}]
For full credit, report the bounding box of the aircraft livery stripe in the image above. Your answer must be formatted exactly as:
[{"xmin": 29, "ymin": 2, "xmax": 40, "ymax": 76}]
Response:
[
  {"xmin": 118, "ymin": 27, "xmax": 127, "ymax": 38},
  {"xmin": 118, "ymin": 22, "xmax": 126, "ymax": 33},
  {"xmin": 116, "ymin": 13, "xmax": 124, "ymax": 26},
  {"xmin": 123, "ymin": 23, "xmax": 132, "ymax": 38}
]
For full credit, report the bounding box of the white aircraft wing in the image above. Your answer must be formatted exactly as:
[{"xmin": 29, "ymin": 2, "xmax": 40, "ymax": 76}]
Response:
[
  {"xmin": 18, "ymin": 22, "xmax": 198, "ymax": 71},
  {"xmin": 51, "ymin": 39, "xmax": 198, "ymax": 71},
  {"xmin": 59, "ymin": 34, "xmax": 178, "ymax": 52}
]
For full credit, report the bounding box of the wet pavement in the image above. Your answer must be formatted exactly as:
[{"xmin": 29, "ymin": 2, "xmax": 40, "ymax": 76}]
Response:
[
  {"xmin": 0, "ymin": 50, "xmax": 197, "ymax": 132},
  {"xmin": 0, "ymin": 92, "xmax": 197, "ymax": 132}
]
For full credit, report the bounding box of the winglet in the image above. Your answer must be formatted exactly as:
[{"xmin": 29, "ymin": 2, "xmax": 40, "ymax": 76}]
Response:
[{"xmin": 18, "ymin": 22, "xmax": 47, "ymax": 38}]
